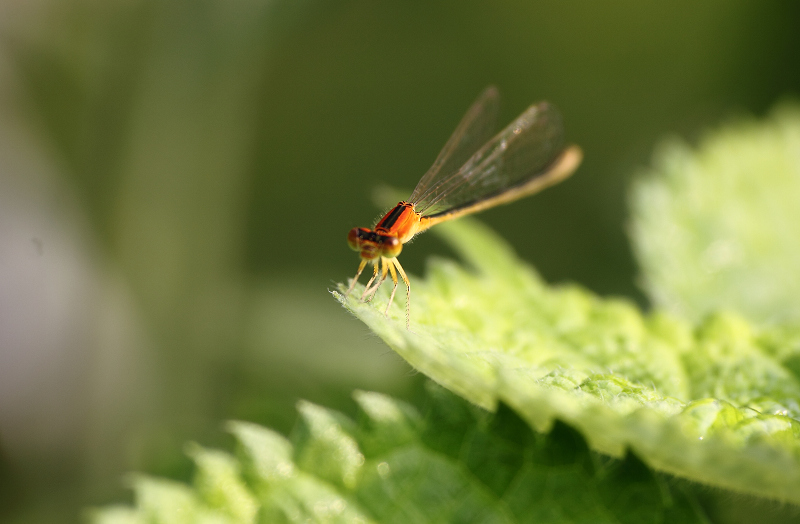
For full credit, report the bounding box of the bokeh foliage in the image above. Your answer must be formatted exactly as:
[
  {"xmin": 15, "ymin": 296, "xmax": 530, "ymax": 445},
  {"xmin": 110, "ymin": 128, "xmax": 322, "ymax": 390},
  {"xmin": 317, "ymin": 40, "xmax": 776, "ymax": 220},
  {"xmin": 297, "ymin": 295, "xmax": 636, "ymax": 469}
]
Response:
[
  {"xmin": 631, "ymin": 103, "xmax": 800, "ymax": 324},
  {"xmin": 92, "ymin": 386, "xmax": 710, "ymax": 524}
]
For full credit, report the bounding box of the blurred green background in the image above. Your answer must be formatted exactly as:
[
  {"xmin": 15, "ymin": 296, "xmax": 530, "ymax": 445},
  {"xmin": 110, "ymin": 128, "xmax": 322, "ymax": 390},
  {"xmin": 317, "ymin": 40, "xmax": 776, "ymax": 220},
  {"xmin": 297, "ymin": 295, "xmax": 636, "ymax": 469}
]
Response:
[{"xmin": 0, "ymin": 0, "xmax": 798, "ymax": 521}]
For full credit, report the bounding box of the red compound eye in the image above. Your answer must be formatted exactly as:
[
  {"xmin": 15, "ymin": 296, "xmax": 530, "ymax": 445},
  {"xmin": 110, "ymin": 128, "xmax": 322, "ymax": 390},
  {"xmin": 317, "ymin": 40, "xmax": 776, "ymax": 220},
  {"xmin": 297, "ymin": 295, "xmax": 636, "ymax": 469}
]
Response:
[
  {"xmin": 381, "ymin": 235, "xmax": 402, "ymax": 258},
  {"xmin": 347, "ymin": 228, "xmax": 360, "ymax": 251}
]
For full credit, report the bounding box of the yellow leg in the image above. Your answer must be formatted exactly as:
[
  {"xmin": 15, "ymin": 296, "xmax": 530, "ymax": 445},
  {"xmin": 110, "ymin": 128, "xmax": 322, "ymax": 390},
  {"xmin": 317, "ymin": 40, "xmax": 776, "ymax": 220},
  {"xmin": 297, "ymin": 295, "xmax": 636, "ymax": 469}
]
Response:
[
  {"xmin": 391, "ymin": 258, "xmax": 411, "ymax": 329},
  {"xmin": 384, "ymin": 260, "xmax": 399, "ymax": 317},
  {"xmin": 361, "ymin": 262, "xmax": 380, "ymax": 299},
  {"xmin": 363, "ymin": 259, "xmax": 389, "ymax": 302},
  {"xmin": 346, "ymin": 259, "xmax": 367, "ymax": 295}
]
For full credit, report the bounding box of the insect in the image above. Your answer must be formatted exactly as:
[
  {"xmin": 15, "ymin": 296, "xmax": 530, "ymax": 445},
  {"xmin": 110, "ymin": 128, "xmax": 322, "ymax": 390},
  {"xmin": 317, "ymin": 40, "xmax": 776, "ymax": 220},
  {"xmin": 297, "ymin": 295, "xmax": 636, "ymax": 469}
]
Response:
[{"xmin": 346, "ymin": 86, "xmax": 582, "ymax": 329}]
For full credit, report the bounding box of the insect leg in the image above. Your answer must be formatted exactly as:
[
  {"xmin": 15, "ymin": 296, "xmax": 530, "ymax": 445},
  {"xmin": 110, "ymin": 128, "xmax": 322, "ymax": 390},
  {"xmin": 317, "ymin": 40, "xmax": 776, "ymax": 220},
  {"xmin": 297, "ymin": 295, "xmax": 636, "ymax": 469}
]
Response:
[
  {"xmin": 346, "ymin": 259, "xmax": 367, "ymax": 295},
  {"xmin": 392, "ymin": 258, "xmax": 411, "ymax": 329},
  {"xmin": 363, "ymin": 259, "xmax": 389, "ymax": 302},
  {"xmin": 384, "ymin": 259, "xmax": 399, "ymax": 317},
  {"xmin": 360, "ymin": 262, "xmax": 380, "ymax": 299}
]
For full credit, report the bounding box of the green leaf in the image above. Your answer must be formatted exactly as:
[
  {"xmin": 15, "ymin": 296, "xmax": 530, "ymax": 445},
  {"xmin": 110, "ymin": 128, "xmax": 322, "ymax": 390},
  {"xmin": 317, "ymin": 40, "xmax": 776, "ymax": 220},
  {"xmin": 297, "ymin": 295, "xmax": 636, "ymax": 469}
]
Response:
[
  {"xmin": 334, "ymin": 215, "xmax": 800, "ymax": 505},
  {"xmin": 92, "ymin": 385, "xmax": 708, "ymax": 523},
  {"xmin": 629, "ymin": 102, "xmax": 800, "ymax": 324},
  {"xmin": 185, "ymin": 443, "xmax": 258, "ymax": 523},
  {"xmin": 88, "ymin": 506, "xmax": 145, "ymax": 524},
  {"xmin": 126, "ymin": 474, "xmax": 229, "ymax": 524},
  {"xmin": 291, "ymin": 400, "xmax": 365, "ymax": 490},
  {"xmin": 226, "ymin": 421, "xmax": 296, "ymax": 490}
]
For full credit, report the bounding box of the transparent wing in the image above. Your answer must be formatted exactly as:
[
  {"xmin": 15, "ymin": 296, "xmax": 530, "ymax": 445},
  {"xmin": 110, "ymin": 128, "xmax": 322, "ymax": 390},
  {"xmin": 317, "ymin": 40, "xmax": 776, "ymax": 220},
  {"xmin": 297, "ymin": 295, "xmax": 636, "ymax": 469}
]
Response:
[
  {"xmin": 409, "ymin": 86, "xmax": 500, "ymax": 204},
  {"xmin": 411, "ymin": 101, "xmax": 565, "ymax": 217}
]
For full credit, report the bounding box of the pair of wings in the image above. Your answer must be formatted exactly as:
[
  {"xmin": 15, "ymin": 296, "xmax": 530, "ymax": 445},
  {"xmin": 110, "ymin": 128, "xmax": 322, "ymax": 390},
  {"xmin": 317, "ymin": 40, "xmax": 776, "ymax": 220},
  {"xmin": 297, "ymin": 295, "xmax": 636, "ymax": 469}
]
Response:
[{"xmin": 409, "ymin": 86, "xmax": 567, "ymax": 217}]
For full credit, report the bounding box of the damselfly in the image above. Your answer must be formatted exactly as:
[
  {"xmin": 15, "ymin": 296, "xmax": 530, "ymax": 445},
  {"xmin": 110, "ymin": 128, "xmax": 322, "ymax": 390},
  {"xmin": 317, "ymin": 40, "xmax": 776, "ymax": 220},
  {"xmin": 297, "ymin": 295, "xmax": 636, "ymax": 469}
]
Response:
[{"xmin": 346, "ymin": 86, "xmax": 582, "ymax": 328}]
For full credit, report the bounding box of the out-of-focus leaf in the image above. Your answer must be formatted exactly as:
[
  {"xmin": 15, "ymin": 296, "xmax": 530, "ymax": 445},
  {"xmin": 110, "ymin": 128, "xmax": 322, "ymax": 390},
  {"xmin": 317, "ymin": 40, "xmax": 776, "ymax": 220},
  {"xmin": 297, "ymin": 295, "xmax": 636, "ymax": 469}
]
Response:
[
  {"xmin": 92, "ymin": 385, "xmax": 707, "ymax": 523},
  {"xmin": 630, "ymin": 103, "xmax": 800, "ymax": 324}
]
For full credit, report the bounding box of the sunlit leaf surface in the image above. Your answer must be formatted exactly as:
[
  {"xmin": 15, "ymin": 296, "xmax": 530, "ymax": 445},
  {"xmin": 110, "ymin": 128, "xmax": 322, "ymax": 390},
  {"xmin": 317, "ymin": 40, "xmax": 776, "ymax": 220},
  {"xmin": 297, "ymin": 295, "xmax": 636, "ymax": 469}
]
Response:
[{"xmin": 336, "ymin": 215, "xmax": 800, "ymax": 505}]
